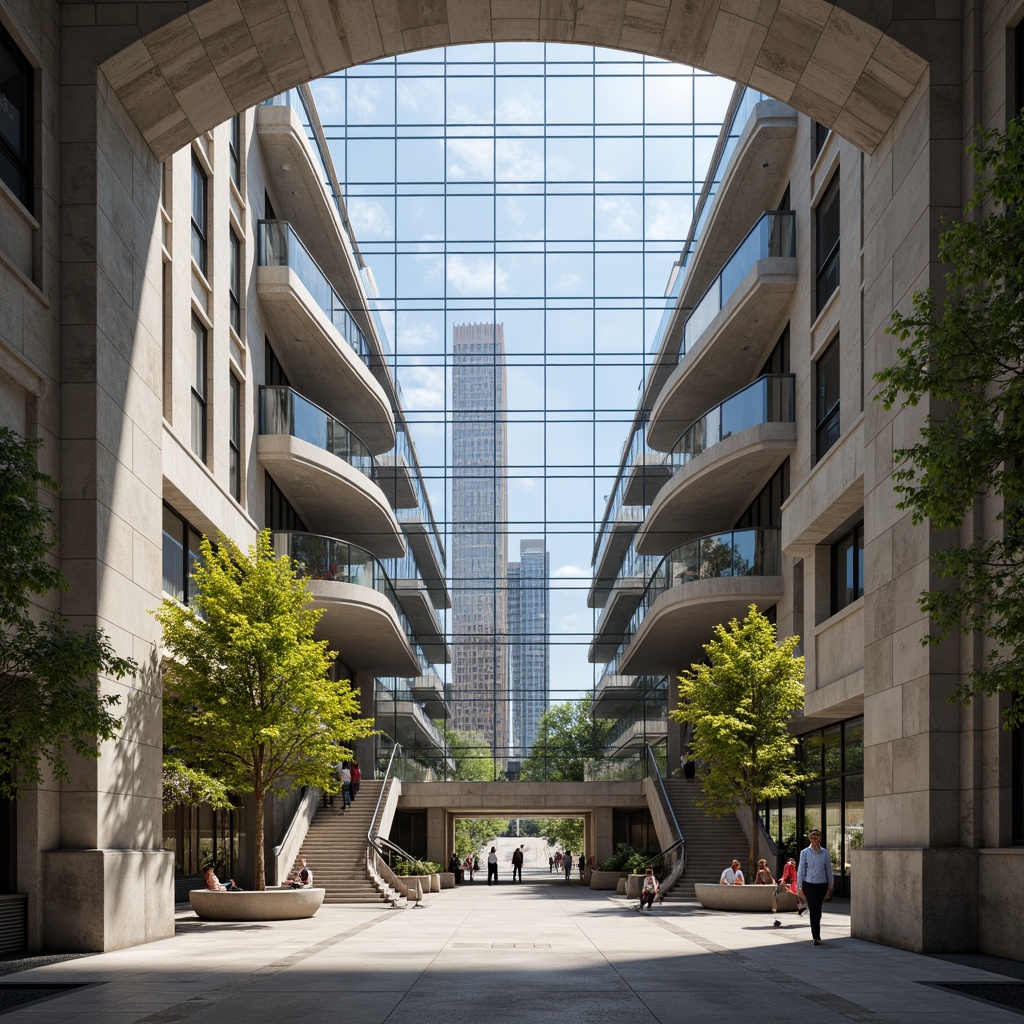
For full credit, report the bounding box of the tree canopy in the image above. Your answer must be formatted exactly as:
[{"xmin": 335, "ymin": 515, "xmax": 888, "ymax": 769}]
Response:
[
  {"xmin": 0, "ymin": 428, "xmax": 136, "ymax": 798},
  {"xmin": 520, "ymin": 701, "xmax": 612, "ymax": 782},
  {"xmin": 874, "ymin": 116, "xmax": 1024, "ymax": 728},
  {"xmin": 155, "ymin": 529, "xmax": 374, "ymax": 887},
  {"xmin": 672, "ymin": 605, "xmax": 805, "ymax": 878}
]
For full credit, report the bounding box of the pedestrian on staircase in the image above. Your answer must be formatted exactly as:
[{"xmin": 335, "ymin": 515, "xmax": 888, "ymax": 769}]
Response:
[
  {"xmin": 341, "ymin": 762, "xmax": 352, "ymax": 808},
  {"xmin": 350, "ymin": 761, "xmax": 361, "ymax": 800},
  {"xmin": 334, "ymin": 760, "xmax": 346, "ymax": 812}
]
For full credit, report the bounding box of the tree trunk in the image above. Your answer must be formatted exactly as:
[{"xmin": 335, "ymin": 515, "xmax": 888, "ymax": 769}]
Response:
[{"xmin": 253, "ymin": 757, "xmax": 265, "ymax": 891}]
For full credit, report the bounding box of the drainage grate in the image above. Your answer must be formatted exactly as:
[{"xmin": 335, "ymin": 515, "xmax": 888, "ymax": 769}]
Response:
[
  {"xmin": 926, "ymin": 982, "xmax": 1024, "ymax": 1016},
  {"xmin": 0, "ymin": 983, "xmax": 89, "ymax": 1015}
]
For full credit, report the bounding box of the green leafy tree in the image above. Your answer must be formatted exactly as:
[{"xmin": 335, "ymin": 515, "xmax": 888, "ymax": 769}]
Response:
[
  {"xmin": 672, "ymin": 605, "xmax": 806, "ymax": 879},
  {"xmin": 875, "ymin": 116, "xmax": 1024, "ymax": 728},
  {"xmin": 155, "ymin": 530, "xmax": 374, "ymax": 888},
  {"xmin": 544, "ymin": 818, "xmax": 584, "ymax": 855},
  {"xmin": 521, "ymin": 701, "xmax": 612, "ymax": 781},
  {"xmin": 0, "ymin": 428, "xmax": 136, "ymax": 798},
  {"xmin": 453, "ymin": 818, "xmax": 508, "ymax": 861},
  {"xmin": 440, "ymin": 726, "xmax": 499, "ymax": 781}
]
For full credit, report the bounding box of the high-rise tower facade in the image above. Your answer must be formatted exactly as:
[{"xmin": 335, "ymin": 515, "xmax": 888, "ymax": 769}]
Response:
[
  {"xmin": 508, "ymin": 539, "xmax": 550, "ymax": 762},
  {"xmin": 451, "ymin": 323, "xmax": 508, "ymax": 755}
]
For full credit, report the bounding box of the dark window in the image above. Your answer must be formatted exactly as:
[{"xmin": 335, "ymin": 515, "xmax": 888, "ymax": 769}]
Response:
[
  {"xmin": 813, "ymin": 121, "xmax": 830, "ymax": 160},
  {"xmin": 265, "ymin": 472, "xmax": 305, "ymax": 532},
  {"xmin": 229, "ymin": 229, "xmax": 241, "ymax": 335},
  {"xmin": 760, "ymin": 324, "xmax": 790, "ymax": 376},
  {"xmin": 734, "ymin": 462, "xmax": 789, "ymax": 531},
  {"xmin": 0, "ymin": 24, "xmax": 33, "ymax": 211},
  {"xmin": 831, "ymin": 520, "xmax": 864, "ymax": 614},
  {"xmin": 265, "ymin": 338, "xmax": 289, "ymax": 387},
  {"xmin": 162, "ymin": 504, "xmax": 204, "ymax": 604},
  {"xmin": 815, "ymin": 335, "xmax": 841, "ymax": 460},
  {"xmin": 229, "ymin": 114, "xmax": 241, "ymax": 187},
  {"xmin": 815, "ymin": 171, "xmax": 840, "ymax": 313},
  {"xmin": 264, "ymin": 190, "xmax": 276, "ymax": 220},
  {"xmin": 1016, "ymin": 21, "xmax": 1024, "ymax": 119},
  {"xmin": 229, "ymin": 372, "xmax": 241, "ymax": 503},
  {"xmin": 191, "ymin": 316, "xmax": 207, "ymax": 461},
  {"xmin": 191, "ymin": 152, "xmax": 208, "ymax": 275}
]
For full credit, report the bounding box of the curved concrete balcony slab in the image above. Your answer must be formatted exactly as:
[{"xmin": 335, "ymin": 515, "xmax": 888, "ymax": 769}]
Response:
[
  {"xmin": 376, "ymin": 694, "xmax": 446, "ymax": 751},
  {"xmin": 588, "ymin": 506, "xmax": 644, "ymax": 610},
  {"xmin": 375, "ymin": 454, "xmax": 419, "ymax": 509},
  {"xmin": 648, "ymin": 256, "xmax": 797, "ymax": 450},
  {"xmin": 398, "ymin": 512, "xmax": 451, "ymax": 610},
  {"xmin": 256, "ymin": 264, "xmax": 395, "ymax": 454},
  {"xmin": 618, "ymin": 575, "xmax": 784, "ymax": 677},
  {"xmin": 257, "ymin": 434, "xmax": 405, "ymax": 559},
  {"xmin": 621, "ymin": 452, "xmax": 672, "ymax": 507},
  {"xmin": 308, "ymin": 579, "xmax": 418, "ymax": 676},
  {"xmin": 606, "ymin": 717, "xmax": 668, "ymax": 754},
  {"xmin": 593, "ymin": 674, "xmax": 663, "ymax": 719},
  {"xmin": 679, "ymin": 100, "xmax": 798, "ymax": 308},
  {"xmin": 256, "ymin": 102, "xmax": 368, "ymax": 324},
  {"xmin": 589, "ymin": 575, "xmax": 646, "ymax": 663},
  {"xmin": 410, "ymin": 672, "xmax": 449, "ymax": 718},
  {"xmin": 636, "ymin": 421, "xmax": 796, "ymax": 556},
  {"xmin": 395, "ymin": 579, "xmax": 451, "ymax": 664}
]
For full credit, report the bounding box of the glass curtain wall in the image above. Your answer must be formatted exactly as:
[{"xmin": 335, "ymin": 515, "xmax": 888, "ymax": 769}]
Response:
[{"xmin": 312, "ymin": 45, "xmax": 732, "ymax": 770}]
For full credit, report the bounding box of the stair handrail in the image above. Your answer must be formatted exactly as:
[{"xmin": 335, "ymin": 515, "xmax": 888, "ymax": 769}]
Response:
[
  {"xmin": 367, "ymin": 744, "xmax": 423, "ymax": 872},
  {"xmin": 271, "ymin": 784, "xmax": 321, "ymax": 886},
  {"xmin": 643, "ymin": 744, "xmax": 686, "ymax": 894},
  {"xmin": 368, "ymin": 743, "xmax": 400, "ymax": 847}
]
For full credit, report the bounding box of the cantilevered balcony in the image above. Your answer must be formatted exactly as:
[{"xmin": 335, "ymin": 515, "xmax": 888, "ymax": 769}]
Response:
[
  {"xmin": 410, "ymin": 667, "xmax": 449, "ymax": 719},
  {"xmin": 256, "ymin": 220, "xmax": 395, "ymax": 453},
  {"xmin": 375, "ymin": 427, "xmax": 419, "ymax": 510},
  {"xmin": 647, "ymin": 211, "xmax": 796, "ymax": 450},
  {"xmin": 589, "ymin": 556, "xmax": 648, "ymax": 662},
  {"xmin": 588, "ymin": 505, "xmax": 645, "ymax": 610},
  {"xmin": 397, "ymin": 505, "xmax": 450, "ymax": 610},
  {"xmin": 258, "ymin": 387, "xmax": 405, "ymax": 559},
  {"xmin": 605, "ymin": 702, "xmax": 668, "ymax": 755},
  {"xmin": 592, "ymin": 649, "xmax": 667, "ymax": 718},
  {"xmin": 637, "ymin": 375, "xmax": 796, "ymax": 555},
  {"xmin": 273, "ymin": 531, "xmax": 418, "ymax": 676},
  {"xmin": 618, "ymin": 529, "xmax": 783, "ymax": 676},
  {"xmin": 375, "ymin": 682, "xmax": 448, "ymax": 752},
  {"xmin": 395, "ymin": 578, "xmax": 451, "ymax": 664}
]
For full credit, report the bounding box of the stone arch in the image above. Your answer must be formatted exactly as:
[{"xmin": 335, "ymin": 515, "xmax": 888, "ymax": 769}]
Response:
[{"xmin": 102, "ymin": 0, "xmax": 927, "ymax": 160}]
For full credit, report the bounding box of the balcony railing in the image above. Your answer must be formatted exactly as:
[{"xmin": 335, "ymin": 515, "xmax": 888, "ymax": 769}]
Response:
[
  {"xmin": 272, "ymin": 531, "xmax": 414, "ymax": 644},
  {"xmin": 592, "ymin": 504, "xmax": 645, "ymax": 579},
  {"xmin": 669, "ymin": 374, "xmax": 795, "ymax": 469},
  {"xmin": 680, "ymin": 210, "xmax": 795, "ymax": 359},
  {"xmin": 259, "ymin": 386, "xmax": 374, "ymax": 477},
  {"xmin": 624, "ymin": 528, "xmax": 782, "ymax": 647},
  {"xmin": 257, "ymin": 220, "xmax": 372, "ymax": 365}
]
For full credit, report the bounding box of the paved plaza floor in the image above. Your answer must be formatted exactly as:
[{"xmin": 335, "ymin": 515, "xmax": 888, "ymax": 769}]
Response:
[{"xmin": 2, "ymin": 873, "xmax": 1021, "ymax": 1023}]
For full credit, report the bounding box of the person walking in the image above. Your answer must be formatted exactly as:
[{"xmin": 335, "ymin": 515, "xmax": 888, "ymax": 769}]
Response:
[
  {"xmin": 637, "ymin": 867, "xmax": 659, "ymax": 911},
  {"xmin": 340, "ymin": 761, "xmax": 352, "ymax": 808},
  {"xmin": 487, "ymin": 846, "xmax": 499, "ymax": 886},
  {"xmin": 548, "ymin": 855, "xmax": 554, "ymax": 874},
  {"xmin": 563, "ymin": 849, "xmax": 573, "ymax": 882},
  {"xmin": 511, "ymin": 845, "xmax": 524, "ymax": 883},
  {"xmin": 797, "ymin": 828, "xmax": 834, "ymax": 945},
  {"xmin": 350, "ymin": 760, "xmax": 361, "ymax": 800}
]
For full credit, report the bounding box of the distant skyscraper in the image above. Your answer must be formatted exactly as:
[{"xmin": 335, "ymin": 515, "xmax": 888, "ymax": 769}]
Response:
[
  {"xmin": 451, "ymin": 323, "xmax": 508, "ymax": 756},
  {"xmin": 508, "ymin": 539, "xmax": 550, "ymax": 761}
]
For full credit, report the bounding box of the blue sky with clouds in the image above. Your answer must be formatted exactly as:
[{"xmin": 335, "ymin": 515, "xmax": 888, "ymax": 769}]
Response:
[{"xmin": 311, "ymin": 45, "xmax": 733, "ymax": 701}]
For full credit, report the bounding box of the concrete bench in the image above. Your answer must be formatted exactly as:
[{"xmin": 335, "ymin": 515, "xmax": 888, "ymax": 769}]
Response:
[
  {"xmin": 694, "ymin": 882, "xmax": 798, "ymax": 912},
  {"xmin": 189, "ymin": 887, "xmax": 325, "ymax": 921}
]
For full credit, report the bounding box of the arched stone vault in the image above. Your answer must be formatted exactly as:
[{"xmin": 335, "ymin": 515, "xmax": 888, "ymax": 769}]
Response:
[{"xmin": 101, "ymin": 0, "xmax": 928, "ymax": 160}]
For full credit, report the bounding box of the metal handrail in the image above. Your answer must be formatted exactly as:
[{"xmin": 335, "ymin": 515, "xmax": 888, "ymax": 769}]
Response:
[
  {"xmin": 366, "ymin": 744, "xmax": 422, "ymax": 869},
  {"xmin": 643, "ymin": 743, "xmax": 687, "ymax": 894}
]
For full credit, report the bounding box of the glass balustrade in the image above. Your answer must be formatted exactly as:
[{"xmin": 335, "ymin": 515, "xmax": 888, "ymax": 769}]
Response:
[
  {"xmin": 679, "ymin": 210, "xmax": 795, "ymax": 359},
  {"xmin": 257, "ymin": 220, "xmax": 372, "ymax": 365},
  {"xmin": 679, "ymin": 210, "xmax": 795, "ymax": 358},
  {"xmin": 259, "ymin": 386, "xmax": 375, "ymax": 477},
  {"xmin": 272, "ymin": 531, "xmax": 415, "ymax": 645},
  {"xmin": 668, "ymin": 374, "xmax": 795, "ymax": 469}
]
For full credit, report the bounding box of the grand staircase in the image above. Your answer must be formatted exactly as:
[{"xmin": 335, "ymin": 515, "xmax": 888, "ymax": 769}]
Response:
[
  {"xmin": 287, "ymin": 781, "xmax": 394, "ymax": 905},
  {"xmin": 660, "ymin": 779, "xmax": 750, "ymax": 901}
]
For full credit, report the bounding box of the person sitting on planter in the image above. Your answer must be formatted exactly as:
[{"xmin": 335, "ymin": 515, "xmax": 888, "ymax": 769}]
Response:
[
  {"xmin": 203, "ymin": 865, "xmax": 242, "ymax": 891},
  {"xmin": 289, "ymin": 857, "xmax": 313, "ymax": 889},
  {"xmin": 719, "ymin": 859, "xmax": 744, "ymax": 885}
]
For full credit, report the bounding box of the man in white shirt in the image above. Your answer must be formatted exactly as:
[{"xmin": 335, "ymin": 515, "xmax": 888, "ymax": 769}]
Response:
[
  {"xmin": 796, "ymin": 829, "xmax": 834, "ymax": 945},
  {"xmin": 719, "ymin": 859, "xmax": 745, "ymax": 884}
]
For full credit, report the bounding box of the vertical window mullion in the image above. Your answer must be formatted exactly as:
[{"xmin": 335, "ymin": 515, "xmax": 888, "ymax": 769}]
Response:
[
  {"xmin": 191, "ymin": 152, "xmax": 208, "ymax": 275},
  {"xmin": 191, "ymin": 315, "xmax": 208, "ymax": 462}
]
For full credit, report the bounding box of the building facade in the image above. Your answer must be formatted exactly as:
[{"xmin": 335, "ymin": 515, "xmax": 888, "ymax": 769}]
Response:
[
  {"xmin": 508, "ymin": 539, "xmax": 550, "ymax": 763},
  {"xmin": 0, "ymin": 0, "xmax": 1023, "ymax": 961},
  {"xmin": 450, "ymin": 323, "xmax": 509, "ymax": 754}
]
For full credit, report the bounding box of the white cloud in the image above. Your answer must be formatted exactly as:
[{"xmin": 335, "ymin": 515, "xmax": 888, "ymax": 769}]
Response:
[
  {"xmin": 447, "ymin": 254, "xmax": 507, "ymax": 297},
  {"xmin": 495, "ymin": 139, "xmax": 543, "ymax": 182},
  {"xmin": 399, "ymin": 364, "xmax": 445, "ymax": 411},
  {"xmin": 447, "ymin": 138, "xmax": 493, "ymax": 180},
  {"xmin": 596, "ymin": 196, "xmax": 641, "ymax": 240},
  {"xmin": 511, "ymin": 478, "xmax": 536, "ymax": 491},
  {"xmin": 350, "ymin": 199, "xmax": 392, "ymax": 241},
  {"xmin": 646, "ymin": 196, "xmax": 691, "ymax": 241},
  {"xmin": 496, "ymin": 93, "xmax": 542, "ymax": 123},
  {"xmin": 396, "ymin": 313, "xmax": 442, "ymax": 351},
  {"xmin": 553, "ymin": 564, "xmax": 588, "ymax": 579},
  {"xmin": 346, "ymin": 80, "xmax": 384, "ymax": 122}
]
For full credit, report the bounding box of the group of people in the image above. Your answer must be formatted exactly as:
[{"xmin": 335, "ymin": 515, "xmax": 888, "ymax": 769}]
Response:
[
  {"xmin": 546, "ymin": 850, "xmax": 586, "ymax": 881},
  {"xmin": 717, "ymin": 829, "xmax": 835, "ymax": 944},
  {"xmin": 322, "ymin": 759, "xmax": 361, "ymax": 811}
]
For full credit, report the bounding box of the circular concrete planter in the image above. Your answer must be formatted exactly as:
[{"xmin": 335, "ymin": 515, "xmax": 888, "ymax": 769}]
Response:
[
  {"xmin": 429, "ymin": 873, "xmax": 441, "ymax": 893},
  {"xmin": 615, "ymin": 878, "xmax": 627, "ymax": 895},
  {"xmin": 398, "ymin": 875, "xmax": 421, "ymax": 898},
  {"xmin": 189, "ymin": 888, "xmax": 324, "ymax": 921},
  {"xmin": 590, "ymin": 870, "xmax": 628, "ymax": 891},
  {"xmin": 694, "ymin": 882, "xmax": 798, "ymax": 912},
  {"xmin": 440, "ymin": 872, "xmax": 456, "ymax": 889}
]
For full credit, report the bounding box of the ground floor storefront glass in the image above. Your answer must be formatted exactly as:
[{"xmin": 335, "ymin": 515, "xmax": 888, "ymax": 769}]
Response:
[
  {"xmin": 761, "ymin": 716, "xmax": 862, "ymax": 898},
  {"xmin": 162, "ymin": 804, "xmax": 244, "ymax": 882}
]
